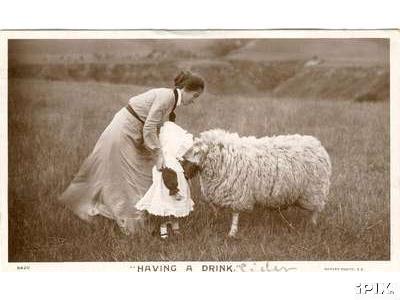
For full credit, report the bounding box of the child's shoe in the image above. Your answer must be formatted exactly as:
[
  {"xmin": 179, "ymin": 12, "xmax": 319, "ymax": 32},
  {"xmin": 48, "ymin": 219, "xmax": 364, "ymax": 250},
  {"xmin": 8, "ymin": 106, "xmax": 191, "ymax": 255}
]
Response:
[{"xmin": 160, "ymin": 223, "xmax": 168, "ymax": 240}]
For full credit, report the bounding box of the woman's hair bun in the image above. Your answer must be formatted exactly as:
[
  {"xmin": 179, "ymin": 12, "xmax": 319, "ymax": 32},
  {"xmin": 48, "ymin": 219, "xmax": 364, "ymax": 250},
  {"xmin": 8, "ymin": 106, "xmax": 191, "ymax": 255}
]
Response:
[
  {"xmin": 174, "ymin": 70, "xmax": 191, "ymax": 88},
  {"xmin": 174, "ymin": 70, "xmax": 205, "ymax": 92}
]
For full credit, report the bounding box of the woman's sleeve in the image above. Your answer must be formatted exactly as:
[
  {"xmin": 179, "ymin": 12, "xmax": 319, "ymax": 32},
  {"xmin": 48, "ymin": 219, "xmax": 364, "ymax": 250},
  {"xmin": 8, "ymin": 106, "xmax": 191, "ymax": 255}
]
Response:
[{"xmin": 143, "ymin": 92, "xmax": 172, "ymax": 152}]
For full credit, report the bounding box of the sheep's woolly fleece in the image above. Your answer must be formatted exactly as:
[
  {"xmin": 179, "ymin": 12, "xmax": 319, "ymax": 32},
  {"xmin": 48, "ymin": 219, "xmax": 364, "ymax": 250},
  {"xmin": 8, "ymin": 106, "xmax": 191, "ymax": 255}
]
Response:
[{"xmin": 194, "ymin": 129, "xmax": 332, "ymax": 212}]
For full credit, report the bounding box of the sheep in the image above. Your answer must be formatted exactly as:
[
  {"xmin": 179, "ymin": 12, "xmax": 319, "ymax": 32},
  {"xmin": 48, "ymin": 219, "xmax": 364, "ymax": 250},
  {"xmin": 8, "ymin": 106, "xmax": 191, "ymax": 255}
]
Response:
[{"xmin": 183, "ymin": 129, "xmax": 332, "ymax": 238}]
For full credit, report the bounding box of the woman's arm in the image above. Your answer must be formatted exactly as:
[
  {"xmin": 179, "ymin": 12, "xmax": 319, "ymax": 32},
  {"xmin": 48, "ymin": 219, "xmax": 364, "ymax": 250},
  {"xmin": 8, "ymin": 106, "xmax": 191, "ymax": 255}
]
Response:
[
  {"xmin": 144, "ymin": 100, "xmax": 165, "ymax": 169},
  {"xmin": 142, "ymin": 90, "xmax": 174, "ymax": 168},
  {"xmin": 155, "ymin": 151, "xmax": 165, "ymax": 170}
]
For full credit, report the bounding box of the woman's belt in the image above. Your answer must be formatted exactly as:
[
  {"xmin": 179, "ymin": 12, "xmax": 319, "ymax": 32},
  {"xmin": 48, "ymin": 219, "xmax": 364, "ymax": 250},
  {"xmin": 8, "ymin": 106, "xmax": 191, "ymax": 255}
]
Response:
[{"xmin": 125, "ymin": 105, "xmax": 145, "ymax": 124}]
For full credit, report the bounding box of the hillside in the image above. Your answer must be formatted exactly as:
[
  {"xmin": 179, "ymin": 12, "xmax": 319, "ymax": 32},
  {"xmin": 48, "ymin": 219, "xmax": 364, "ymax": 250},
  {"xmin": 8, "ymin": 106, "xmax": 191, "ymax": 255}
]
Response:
[{"xmin": 8, "ymin": 38, "xmax": 390, "ymax": 101}]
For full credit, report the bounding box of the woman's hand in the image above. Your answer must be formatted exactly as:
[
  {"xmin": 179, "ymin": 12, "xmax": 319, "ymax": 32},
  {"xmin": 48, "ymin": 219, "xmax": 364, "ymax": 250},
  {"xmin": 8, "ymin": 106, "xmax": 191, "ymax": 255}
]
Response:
[{"xmin": 156, "ymin": 151, "xmax": 165, "ymax": 171}]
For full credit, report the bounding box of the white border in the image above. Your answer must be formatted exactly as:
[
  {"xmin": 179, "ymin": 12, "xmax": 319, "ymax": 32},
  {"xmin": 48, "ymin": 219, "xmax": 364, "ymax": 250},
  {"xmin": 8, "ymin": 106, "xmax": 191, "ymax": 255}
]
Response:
[
  {"xmin": 1, "ymin": 30, "xmax": 399, "ymax": 272},
  {"xmin": 1, "ymin": 0, "xmax": 399, "ymax": 29}
]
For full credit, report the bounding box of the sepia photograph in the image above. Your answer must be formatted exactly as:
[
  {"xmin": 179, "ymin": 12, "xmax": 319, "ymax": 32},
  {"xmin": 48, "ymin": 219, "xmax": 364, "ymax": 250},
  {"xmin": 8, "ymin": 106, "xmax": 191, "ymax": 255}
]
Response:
[{"xmin": 2, "ymin": 30, "xmax": 399, "ymax": 270}]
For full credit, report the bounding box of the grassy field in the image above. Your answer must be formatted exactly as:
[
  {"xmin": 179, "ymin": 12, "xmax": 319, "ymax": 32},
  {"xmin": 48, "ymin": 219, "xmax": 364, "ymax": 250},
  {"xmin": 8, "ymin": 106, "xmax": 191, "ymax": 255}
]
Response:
[{"xmin": 8, "ymin": 78, "xmax": 390, "ymax": 262}]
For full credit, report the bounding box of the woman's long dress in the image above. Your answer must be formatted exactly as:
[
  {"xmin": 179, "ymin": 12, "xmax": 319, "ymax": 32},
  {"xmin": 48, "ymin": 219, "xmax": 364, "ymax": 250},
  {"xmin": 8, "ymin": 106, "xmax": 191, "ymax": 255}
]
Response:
[{"xmin": 59, "ymin": 88, "xmax": 179, "ymax": 235}]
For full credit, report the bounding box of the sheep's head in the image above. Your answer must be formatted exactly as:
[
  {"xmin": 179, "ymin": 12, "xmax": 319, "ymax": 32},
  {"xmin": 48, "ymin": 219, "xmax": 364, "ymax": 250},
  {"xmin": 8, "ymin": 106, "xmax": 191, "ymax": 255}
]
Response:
[
  {"xmin": 180, "ymin": 159, "xmax": 201, "ymax": 179},
  {"xmin": 182, "ymin": 137, "xmax": 209, "ymax": 167}
]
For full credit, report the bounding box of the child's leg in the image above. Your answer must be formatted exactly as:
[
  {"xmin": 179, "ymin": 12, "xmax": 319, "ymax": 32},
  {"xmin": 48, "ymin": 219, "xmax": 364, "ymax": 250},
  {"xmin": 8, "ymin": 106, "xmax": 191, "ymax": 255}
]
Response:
[
  {"xmin": 171, "ymin": 218, "xmax": 180, "ymax": 234},
  {"xmin": 149, "ymin": 215, "xmax": 161, "ymax": 236},
  {"xmin": 160, "ymin": 222, "xmax": 168, "ymax": 239}
]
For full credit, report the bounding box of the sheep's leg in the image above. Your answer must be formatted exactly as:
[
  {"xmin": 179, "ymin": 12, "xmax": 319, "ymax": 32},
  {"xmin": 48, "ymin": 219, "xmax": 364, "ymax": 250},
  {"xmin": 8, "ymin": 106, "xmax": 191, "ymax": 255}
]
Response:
[
  {"xmin": 210, "ymin": 203, "xmax": 219, "ymax": 218},
  {"xmin": 298, "ymin": 193, "xmax": 326, "ymax": 226},
  {"xmin": 310, "ymin": 200, "xmax": 326, "ymax": 226},
  {"xmin": 228, "ymin": 211, "xmax": 240, "ymax": 238},
  {"xmin": 311, "ymin": 211, "xmax": 319, "ymax": 225}
]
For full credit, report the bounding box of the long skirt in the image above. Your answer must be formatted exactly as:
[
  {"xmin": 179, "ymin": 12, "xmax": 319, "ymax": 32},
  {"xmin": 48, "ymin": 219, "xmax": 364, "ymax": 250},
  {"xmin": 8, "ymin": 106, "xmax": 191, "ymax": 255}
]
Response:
[{"xmin": 59, "ymin": 108, "xmax": 156, "ymax": 235}]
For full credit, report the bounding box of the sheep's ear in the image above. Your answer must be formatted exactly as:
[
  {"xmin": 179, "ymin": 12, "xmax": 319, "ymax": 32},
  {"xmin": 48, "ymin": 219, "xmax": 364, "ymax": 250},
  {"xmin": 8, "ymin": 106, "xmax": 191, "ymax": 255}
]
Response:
[
  {"xmin": 200, "ymin": 142, "xmax": 209, "ymax": 153},
  {"xmin": 194, "ymin": 139, "xmax": 208, "ymax": 154}
]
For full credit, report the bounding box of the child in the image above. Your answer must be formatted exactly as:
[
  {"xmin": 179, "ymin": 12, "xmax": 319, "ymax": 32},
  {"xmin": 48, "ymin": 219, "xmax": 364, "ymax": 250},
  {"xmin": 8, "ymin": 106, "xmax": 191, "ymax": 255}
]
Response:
[{"xmin": 135, "ymin": 121, "xmax": 195, "ymax": 239}]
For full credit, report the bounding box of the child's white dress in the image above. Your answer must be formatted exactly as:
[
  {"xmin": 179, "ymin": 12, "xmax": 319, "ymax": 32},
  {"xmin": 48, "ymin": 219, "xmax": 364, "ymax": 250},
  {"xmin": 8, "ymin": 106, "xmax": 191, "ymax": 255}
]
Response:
[{"xmin": 135, "ymin": 121, "xmax": 194, "ymax": 217}]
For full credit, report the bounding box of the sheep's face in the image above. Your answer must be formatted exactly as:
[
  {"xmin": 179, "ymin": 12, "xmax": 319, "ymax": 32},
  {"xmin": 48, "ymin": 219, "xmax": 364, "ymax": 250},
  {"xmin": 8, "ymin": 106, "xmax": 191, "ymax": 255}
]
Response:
[{"xmin": 182, "ymin": 138, "xmax": 208, "ymax": 166}]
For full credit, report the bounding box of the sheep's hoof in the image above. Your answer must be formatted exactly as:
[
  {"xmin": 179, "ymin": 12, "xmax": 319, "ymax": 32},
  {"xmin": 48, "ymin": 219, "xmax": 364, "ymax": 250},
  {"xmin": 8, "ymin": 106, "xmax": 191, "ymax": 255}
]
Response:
[
  {"xmin": 227, "ymin": 233, "xmax": 240, "ymax": 241},
  {"xmin": 311, "ymin": 211, "xmax": 319, "ymax": 226}
]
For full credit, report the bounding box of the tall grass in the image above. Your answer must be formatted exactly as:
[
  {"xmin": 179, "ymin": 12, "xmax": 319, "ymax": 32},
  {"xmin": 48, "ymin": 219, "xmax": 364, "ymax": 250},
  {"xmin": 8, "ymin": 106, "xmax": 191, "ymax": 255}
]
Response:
[{"xmin": 8, "ymin": 79, "xmax": 390, "ymax": 262}]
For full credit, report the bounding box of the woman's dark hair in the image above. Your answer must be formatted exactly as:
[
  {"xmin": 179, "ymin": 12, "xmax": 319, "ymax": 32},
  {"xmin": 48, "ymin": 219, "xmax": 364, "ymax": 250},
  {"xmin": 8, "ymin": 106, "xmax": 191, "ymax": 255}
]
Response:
[{"xmin": 174, "ymin": 71, "xmax": 205, "ymax": 92}]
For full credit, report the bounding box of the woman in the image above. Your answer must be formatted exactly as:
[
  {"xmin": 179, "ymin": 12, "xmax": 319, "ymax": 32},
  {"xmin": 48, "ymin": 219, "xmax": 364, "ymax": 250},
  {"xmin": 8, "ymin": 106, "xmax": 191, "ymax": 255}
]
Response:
[{"xmin": 59, "ymin": 70, "xmax": 205, "ymax": 235}]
